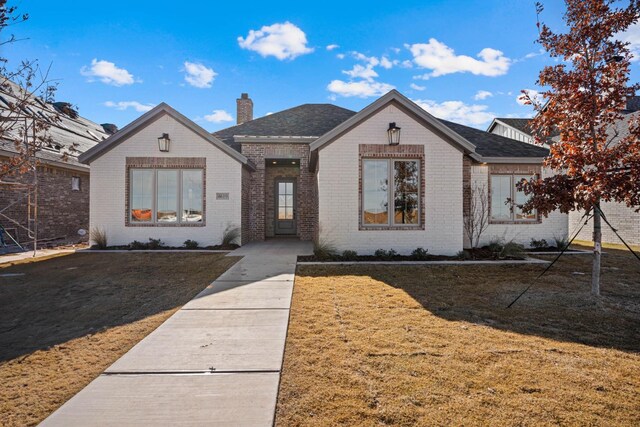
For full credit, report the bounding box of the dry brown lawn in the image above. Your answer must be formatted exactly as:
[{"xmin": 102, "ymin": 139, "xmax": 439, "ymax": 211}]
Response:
[
  {"xmin": 0, "ymin": 252, "xmax": 238, "ymax": 427},
  {"xmin": 277, "ymin": 248, "xmax": 640, "ymax": 426}
]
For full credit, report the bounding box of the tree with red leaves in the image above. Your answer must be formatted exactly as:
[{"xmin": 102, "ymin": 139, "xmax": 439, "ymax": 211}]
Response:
[{"xmin": 520, "ymin": 0, "xmax": 640, "ymax": 296}]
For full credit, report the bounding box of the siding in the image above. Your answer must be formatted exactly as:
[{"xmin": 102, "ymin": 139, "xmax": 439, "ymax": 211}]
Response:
[
  {"xmin": 491, "ymin": 123, "xmax": 532, "ymax": 144},
  {"xmin": 470, "ymin": 164, "xmax": 568, "ymax": 247},
  {"xmin": 89, "ymin": 114, "xmax": 242, "ymax": 247},
  {"xmin": 317, "ymin": 103, "xmax": 464, "ymax": 256}
]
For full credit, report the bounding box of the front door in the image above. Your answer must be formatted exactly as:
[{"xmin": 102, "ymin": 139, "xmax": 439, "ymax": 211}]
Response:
[{"xmin": 275, "ymin": 179, "xmax": 296, "ymax": 235}]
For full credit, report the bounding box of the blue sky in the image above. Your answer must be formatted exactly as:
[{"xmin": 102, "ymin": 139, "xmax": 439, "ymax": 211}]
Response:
[{"xmin": 6, "ymin": 0, "xmax": 640, "ymax": 131}]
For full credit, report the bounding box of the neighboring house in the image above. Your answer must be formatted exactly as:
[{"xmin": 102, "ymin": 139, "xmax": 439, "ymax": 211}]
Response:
[
  {"xmin": 487, "ymin": 100, "xmax": 640, "ymax": 246},
  {"xmin": 79, "ymin": 90, "xmax": 567, "ymax": 255},
  {"xmin": 0, "ymin": 81, "xmax": 112, "ymax": 246}
]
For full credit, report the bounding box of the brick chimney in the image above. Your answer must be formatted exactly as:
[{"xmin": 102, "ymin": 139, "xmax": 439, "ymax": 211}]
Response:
[{"xmin": 236, "ymin": 93, "xmax": 253, "ymax": 125}]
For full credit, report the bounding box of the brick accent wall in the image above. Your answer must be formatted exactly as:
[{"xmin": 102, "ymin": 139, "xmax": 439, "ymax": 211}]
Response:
[
  {"xmin": 236, "ymin": 93, "xmax": 253, "ymax": 125},
  {"xmin": 462, "ymin": 155, "xmax": 472, "ymax": 217},
  {"xmin": 241, "ymin": 167, "xmax": 251, "ymax": 245},
  {"xmin": 240, "ymin": 143, "xmax": 315, "ymax": 241},
  {"xmin": 0, "ymin": 164, "xmax": 90, "ymax": 244}
]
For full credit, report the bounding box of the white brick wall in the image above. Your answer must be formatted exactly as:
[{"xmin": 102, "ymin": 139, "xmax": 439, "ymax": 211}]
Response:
[
  {"xmin": 89, "ymin": 114, "xmax": 243, "ymax": 247},
  {"xmin": 470, "ymin": 165, "xmax": 568, "ymax": 247},
  {"xmin": 569, "ymin": 203, "xmax": 640, "ymax": 246},
  {"xmin": 317, "ymin": 104, "xmax": 464, "ymax": 256}
]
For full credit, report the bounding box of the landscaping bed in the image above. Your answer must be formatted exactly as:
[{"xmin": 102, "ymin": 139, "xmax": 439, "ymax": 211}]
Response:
[
  {"xmin": 277, "ymin": 246, "xmax": 640, "ymax": 426},
  {"xmin": 0, "ymin": 252, "xmax": 239, "ymax": 427}
]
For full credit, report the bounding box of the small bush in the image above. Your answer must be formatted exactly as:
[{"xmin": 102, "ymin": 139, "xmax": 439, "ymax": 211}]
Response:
[
  {"xmin": 222, "ymin": 224, "xmax": 241, "ymax": 246},
  {"xmin": 129, "ymin": 240, "xmax": 148, "ymax": 250},
  {"xmin": 184, "ymin": 239, "xmax": 199, "ymax": 249},
  {"xmin": 457, "ymin": 249, "xmax": 472, "ymax": 260},
  {"xmin": 374, "ymin": 248, "xmax": 388, "ymax": 258},
  {"xmin": 314, "ymin": 238, "xmax": 337, "ymax": 260},
  {"xmin": 341, "ymin": 250, "xmax": 358, "ymax": 260},
  {"xmin": 147, "ymin": 238, "xmax": 164, "ymax": 249},
  {"xmin": 500, "ymin": 241, "xmax": 526, "ymax": 259},
  {"xmin": 387, "ymin": 249, "xmax": 398, "ymax": 258},
  {"xmin": 530, "ymin": 238, "xmax": 549, "ymax": 249},
  {"xmin": 411, "ymin": 247, "xmax": 429, "ymax": 260},
  {"xmin": 554, "ymin": 235, "xmax": 569, "ymax": 250},
  {"xmin": 90, "ymin": 227, "xmax": 107, "ymax": 249},
  {"xmin": 487, "ymin": 239, "xmax": 504, "ymax": 255}
]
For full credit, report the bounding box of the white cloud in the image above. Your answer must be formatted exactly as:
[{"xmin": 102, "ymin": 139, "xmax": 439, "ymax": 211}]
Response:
[
  {"xmin": 80, "ymin": 59, "xmax": 136, "ymax": 86},
  {"xmin": 615, "ymin": 22, "xmax": 640, "ymax": 62},
  {"xmin": 238, "ymin": 21, "xmax": 313, "ymax": 60},
  {"xmin": 183, "ymin": 62, "xmax": 217, "ymax": 88},
  {"xmin": 410, "ymin": 83, "xmax": 426, "ymax": 91},
  {"xmin": 326, "ymin": 44, "xmax": 339, "ymax": 51},
  {"xmin": 327, "ymin": 80, "xmax": 395, "ymax": 98},
  {"xmin": 203, "ymin": 109, "xmax": 233, "ymax": 123},
  {"xmin": 412, "ymin": 98, "xmax": 495, "ymax": 127},
  {"xmin": 473, "ymin": 90, "xmax": 493, "ymax": 100},
  {"xmin": 379, "ymin": 56, "xmax": 393, "ymax": 69},
  {"xmin": 104, "ymin": 101, "xmax": 154, "ymax": 112},
  {"xmin": 342, "ymin": 64, "xmax": 378, "ymax": 81},
  {"xmin": 516, "ymin": 89, "xmax": 543, "ymax": 106},
  {"xmin": 336, "ymin": 53, "xmax": 345, "ymax": 59},
  {"xmin": 407, "ymin": 39, "xmax": 511, "ymax": 78}
]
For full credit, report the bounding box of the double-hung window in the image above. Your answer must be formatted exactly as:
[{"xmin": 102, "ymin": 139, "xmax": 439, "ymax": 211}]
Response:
[
  {"xmin": 130, "ymin": 168, "xmax": 204, "ymax": 224},
  {"xmin": 362, "ymin": 159, "xmax": 420, "ymax": 226},
  {"xmin": 490, "ymin": 174, "xmax": 537, "ymax": 222}
]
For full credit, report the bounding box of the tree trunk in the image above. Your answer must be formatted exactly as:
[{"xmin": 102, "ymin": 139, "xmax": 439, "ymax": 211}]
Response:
[{"xmin": 591, "ymin": 201, "xmax": 602, "ymax": 296}]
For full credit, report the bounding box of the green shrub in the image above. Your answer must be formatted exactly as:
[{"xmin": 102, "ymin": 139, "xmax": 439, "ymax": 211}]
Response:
[
  {"xmin": 222, "ymin": 225, "xmax": 241, "ymax": 246},
  {"xmin": 314, "ymin": 238, "xmax": 337, "ymax": 260},
  {"xmin": 90, "ymin": 227, "xmax": 107, "ymax": 249},
  {"xmin": 184, "ymin": 239, "xmax": 199, "ymax": 249},
  {"xmin": 487, "ymin": 239, "xmax": 504, "ymax": 255},
  {"xmin": 387, "ymin": 249, "xmax": 398, "ymax": 258},
  {"xmin": 341, "ymin": 250, "xmax": 358, "ymax": 260},
  {"xmin": 530, "ymin": 238, "xmax": 549, "ymax": 249},
  {"xmin": 374, "ymin": 248, "xmax": 388, "ymax": 258},
  {"xmin": 129, "ymin": 240, "xmax": 148, "ymax": 250},
  {"xmin": 411, "ymin": 247, "xmax": 429, "ymax": 260},
  {"xmin": 500, "ymin": 241, "xmax": 526, "ymax": 259},
  {"xmin": 147, "ymin": 238, "xmax": 164, "ymax": 249}
]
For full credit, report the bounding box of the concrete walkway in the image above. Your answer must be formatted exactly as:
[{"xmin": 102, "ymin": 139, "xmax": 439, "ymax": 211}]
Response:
[{"xmin": 42, "ymin": 238, "xmax": 313, "ymax": 426}]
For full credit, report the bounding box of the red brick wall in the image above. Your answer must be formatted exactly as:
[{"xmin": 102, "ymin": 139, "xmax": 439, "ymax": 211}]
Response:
[
  {"xmin": 241, "ymin": 167, "xmax": 251, "ymax": 244},
  {"xmin": 240, "ymin": 143, "xmax": 315, "ymax": 241},
  {"xmin": 0, "ymin": 164, "xmax": 90, "ymax": 244}
]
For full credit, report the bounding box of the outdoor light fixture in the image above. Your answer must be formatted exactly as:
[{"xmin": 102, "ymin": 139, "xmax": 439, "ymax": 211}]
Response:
[
  {"xmin": 387, "ymin": 122, "xmax": 401, "ymax": 145},
  {"xmin": 158, "ymin": 133, "xmax": 171, "ymax": 152}
]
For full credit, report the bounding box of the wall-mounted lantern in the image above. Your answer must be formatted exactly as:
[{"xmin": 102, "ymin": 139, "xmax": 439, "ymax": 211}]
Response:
[
  {"xmin": 387, "ymin": 122, "xmax": 401, "ymax": 145},
  {"xmin": 158, "ymin": 133, "xmax": 171, "ymax": 152}
]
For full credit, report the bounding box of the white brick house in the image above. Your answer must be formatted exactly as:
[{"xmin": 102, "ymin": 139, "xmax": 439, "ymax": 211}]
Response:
[{"xmin": 79, "ymin": 90, "xmax": 567, "ymax": 254}]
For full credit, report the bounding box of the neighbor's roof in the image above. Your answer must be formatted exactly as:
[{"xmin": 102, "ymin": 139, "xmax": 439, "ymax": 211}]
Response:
[
  {"xmin": 490, "ymin": 118, "xmax": 532, "ymax": 135},
  {"xmin": 0, "ymin": 80, "xmax": 109, "ymax": 170},
  {"xmin": 213, "ymin": 104, "xmax": 357, "ymax": 151},
  {"xmin": 439, "ymin": 119, "xmax": 549, "ymax": 158}
]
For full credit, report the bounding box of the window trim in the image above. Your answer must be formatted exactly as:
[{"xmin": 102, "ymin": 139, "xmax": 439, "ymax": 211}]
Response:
[
  {"xmin": 361, "ymin": 157, "xmax": 422, "ymax": 229},
  {"xmin": 125, "ymin": 159, "xmax": 206, "ymax": 228},
  {"xmin": 489, "ymin": 173, "xmax": 539, "ymax": 224}
]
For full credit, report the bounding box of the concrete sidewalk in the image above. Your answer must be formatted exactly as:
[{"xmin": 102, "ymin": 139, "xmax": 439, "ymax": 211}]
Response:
[{"xmin": 42, "ymin": 238, "xmax": 312, "ymax": 426}]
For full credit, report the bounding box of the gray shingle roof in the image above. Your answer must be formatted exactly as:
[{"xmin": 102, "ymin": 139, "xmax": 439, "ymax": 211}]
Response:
[
  {"xmin": 0, "ymin": 80, "xmax": 108, "ymax": 169},
  {"xmin": 213, "ymin": 104, "xmax": 357, "ymax": 151},
  {"xmin": 213, "ymin": 100, "xmax": 548, "ymax": 159},
  {"xmin": 439, "ymin": 119, "xmax": 549, "ymax": 158}
]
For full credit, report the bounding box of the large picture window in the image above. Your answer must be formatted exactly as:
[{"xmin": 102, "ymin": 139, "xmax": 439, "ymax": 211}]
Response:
[
  {"xmin": 490, "ymin": 174, "xmax": 537, "ymax": 222},
  {"xmin": 130, "ymin": 168, "xmax": 203, "ymax": 224},
  {"xmin": 362, "ymin": 159, "xmax": 420, "ymax": 226}
]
